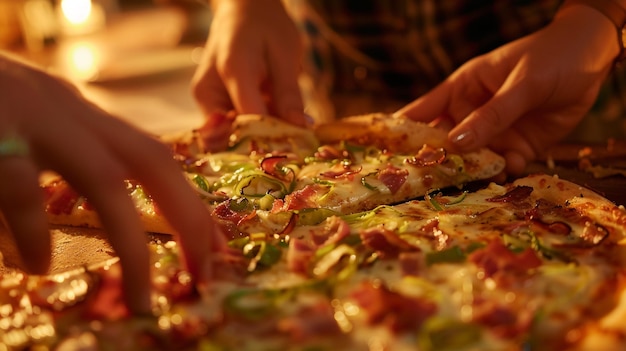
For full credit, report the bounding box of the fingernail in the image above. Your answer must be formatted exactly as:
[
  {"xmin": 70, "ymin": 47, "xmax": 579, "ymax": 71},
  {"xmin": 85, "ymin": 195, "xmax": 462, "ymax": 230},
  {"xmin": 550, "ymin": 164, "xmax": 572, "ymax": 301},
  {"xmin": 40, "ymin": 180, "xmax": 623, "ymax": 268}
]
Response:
[{"xmin": 451, "ymin": 129, "xmax": 475, "ymax": 148}]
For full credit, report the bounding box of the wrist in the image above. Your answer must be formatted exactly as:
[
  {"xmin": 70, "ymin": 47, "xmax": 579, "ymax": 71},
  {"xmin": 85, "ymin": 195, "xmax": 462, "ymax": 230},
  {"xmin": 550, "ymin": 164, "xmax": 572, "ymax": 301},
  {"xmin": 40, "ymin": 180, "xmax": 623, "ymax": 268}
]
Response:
[{"xmin": 558, "ymin": 0, "xmax": 626, "ymax": 65}]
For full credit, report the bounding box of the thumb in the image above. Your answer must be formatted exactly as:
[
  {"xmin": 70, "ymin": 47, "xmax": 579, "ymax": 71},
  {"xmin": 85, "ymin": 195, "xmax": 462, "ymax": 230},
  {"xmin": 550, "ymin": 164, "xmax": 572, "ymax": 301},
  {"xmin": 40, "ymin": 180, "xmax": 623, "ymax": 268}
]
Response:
[{"xmin": 395, "ymin": 81, "xmax": 452, "ymax": 123}]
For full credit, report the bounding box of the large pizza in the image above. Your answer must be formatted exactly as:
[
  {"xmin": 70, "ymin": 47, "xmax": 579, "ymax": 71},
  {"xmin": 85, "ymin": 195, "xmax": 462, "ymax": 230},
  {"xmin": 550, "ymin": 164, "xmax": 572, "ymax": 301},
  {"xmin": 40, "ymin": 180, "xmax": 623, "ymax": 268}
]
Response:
[{"xmin": 3, "ymin": 113, "xmax": 626, "ymax": 351}]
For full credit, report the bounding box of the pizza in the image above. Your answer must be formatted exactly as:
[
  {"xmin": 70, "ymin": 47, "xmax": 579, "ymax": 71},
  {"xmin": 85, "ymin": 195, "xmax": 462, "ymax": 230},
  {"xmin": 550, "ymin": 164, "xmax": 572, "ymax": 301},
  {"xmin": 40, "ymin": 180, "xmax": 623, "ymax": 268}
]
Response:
[
  {"xmin": 4, "ymin": 113, "xmax": 626, "ymax": 350},
  {"xmin": 41, "ymin": 113, "xmax": 505, "ymax": 236}
]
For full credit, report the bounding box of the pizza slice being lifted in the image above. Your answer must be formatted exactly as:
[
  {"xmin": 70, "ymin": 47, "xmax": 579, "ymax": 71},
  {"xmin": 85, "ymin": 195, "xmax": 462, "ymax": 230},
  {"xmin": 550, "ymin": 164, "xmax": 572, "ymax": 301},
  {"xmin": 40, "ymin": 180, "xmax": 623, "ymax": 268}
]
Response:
[{"xmin": 41, "ymin": 113, "xmax": 505, "ymax": 236}]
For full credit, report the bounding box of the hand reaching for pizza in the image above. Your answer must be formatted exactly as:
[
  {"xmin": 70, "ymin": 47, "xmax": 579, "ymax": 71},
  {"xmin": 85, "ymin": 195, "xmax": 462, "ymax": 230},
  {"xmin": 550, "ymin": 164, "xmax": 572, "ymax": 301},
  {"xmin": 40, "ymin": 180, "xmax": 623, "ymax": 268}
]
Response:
[
  {"xmin": 396, "ymin": 4, "xmax": 621, "ymax": 175},
  {"xmin": 191, "ymin": 0, "xmax": 306, "ymax": 151},
  {"xmin": 0, "ymin": 54, "xmax": 223, "ymax": 314}
]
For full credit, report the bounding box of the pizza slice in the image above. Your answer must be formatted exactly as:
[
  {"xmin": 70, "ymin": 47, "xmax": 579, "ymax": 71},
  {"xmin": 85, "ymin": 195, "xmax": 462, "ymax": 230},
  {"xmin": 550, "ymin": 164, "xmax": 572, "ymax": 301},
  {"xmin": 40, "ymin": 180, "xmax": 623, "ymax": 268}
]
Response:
[
  {"xmin": 274, "ymin": 113, "xmax": 505, "ymax": 213},
  {"xmin": 42, "ymin": 113, "xmax": 505, "ymax": 238}
]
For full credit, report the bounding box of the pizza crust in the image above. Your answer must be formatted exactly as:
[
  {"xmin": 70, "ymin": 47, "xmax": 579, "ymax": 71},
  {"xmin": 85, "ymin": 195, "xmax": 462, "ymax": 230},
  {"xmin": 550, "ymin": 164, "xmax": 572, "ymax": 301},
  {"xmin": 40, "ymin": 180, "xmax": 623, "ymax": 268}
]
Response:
[{"xmin": 314, "ymin": 113, "xmax": 454, "ymax": 153}]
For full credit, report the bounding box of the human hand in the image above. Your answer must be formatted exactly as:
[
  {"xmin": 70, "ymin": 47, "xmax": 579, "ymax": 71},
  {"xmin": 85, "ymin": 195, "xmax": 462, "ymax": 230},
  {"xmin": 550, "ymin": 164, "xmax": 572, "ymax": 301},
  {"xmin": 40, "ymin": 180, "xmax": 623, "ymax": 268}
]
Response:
[
  {"xmin": 191, "ymin": 0, "xmax": 306, "ymax": 151},
  {"xmin": 396, "ymin": 5, "xmax": 621, "ymax": 175},
  {"xmin": 0, "ymin": 54, "xmax": 223, "ymax": 314}
]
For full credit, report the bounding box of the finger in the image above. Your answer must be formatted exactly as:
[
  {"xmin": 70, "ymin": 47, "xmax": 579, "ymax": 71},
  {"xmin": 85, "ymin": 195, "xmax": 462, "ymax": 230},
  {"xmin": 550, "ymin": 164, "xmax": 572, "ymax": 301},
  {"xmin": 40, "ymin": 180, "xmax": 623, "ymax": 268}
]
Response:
[
  {"xmin": 0, "ymin": 156, "xmax": 50, "ymax": 275},
  {"xmin": 266, "ymin": 40, "xmax": 306, "ymax": 127},
  {"xmin": 218, "ymin": 47, "xmax": 268, "ymax": 115},
  {"xmin": 31, "ymin": 121, "xmax": 151, "ymax": 314},
  {"xmin": 487, "ymin": 128, "xmax": 536, "ymax": 175},
  {"xmin": 197, "ymin": 112, "xmax": 234, "ymax": 153},
  {"xmin": 81, "ymin": 109, "xmax": 220, "ymax": 281},
  {"xmin": 504, "ymin": 150, "xmax": 528, "ymax": 176},
  {"xmin": 223, "ymin": 71, "xmax": 268, "ymax": 115},
  {"xmin": 448, "ymin": 82, "xmax": 531, "ymax": 151},
  {"xmin": 192, "ymin": 65, "xmax": 234, "ymax": 116},
  {"xmin": 394, "ymin": 81, "xmax": 452, "ymax": 122}
]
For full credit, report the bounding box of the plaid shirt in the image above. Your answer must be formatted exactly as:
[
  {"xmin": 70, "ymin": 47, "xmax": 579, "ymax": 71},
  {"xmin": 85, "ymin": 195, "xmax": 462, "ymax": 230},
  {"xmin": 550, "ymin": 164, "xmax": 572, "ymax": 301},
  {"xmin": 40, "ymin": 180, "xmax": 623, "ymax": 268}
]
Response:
[
  {"xmin": 289, "ymin": 0, "xmax": 560, "ymax": 99},
  {"xmin": 287, "ymin": 0, "xmax": 626, "ymax": 141}
]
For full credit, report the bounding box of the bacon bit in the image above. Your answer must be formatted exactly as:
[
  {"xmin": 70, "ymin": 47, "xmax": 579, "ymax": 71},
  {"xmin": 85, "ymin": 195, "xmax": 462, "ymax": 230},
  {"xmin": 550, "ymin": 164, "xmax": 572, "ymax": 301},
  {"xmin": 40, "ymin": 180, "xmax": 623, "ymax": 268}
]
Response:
[
  {"xmin": 320, "ymin": 161, "xmax": 362, "ymax": 179},
  {"xmin": 311, "ymin": 216, "xmax": 350, "ymax": 246},
  {"xmin": 406, "ymin": 145, "xmax": 446, "ymax": 167},
  {"xmin": 399, "ymin": 251, "xmax": 424, "ymax": 276},
  {"xmin": 537, "ymin": 220, "xmax": 571, "ymax": 236},
  {"xmin": 360, "ymin": 226, "xmax": 416, "ymax": 258},
  {"xmin": 314, "ymin": 145, "xmax": 345, "ymax": 160},
  {"xmin": 152, "ymin": 269, "xmax": 195, "ymax": 303},
  {"xmin": 82, "ymin": 264, "xmax": 130, "ymax": 320},
  {"xmin": 413, "ymin": 219, "xmax": 450, "ymax": 251},
  {"xmin": 287, "ymin": 238, "xmax": 316, "ymax": 274},
  {"xmin": 260, "ymin": 155, "xmax": 295, "ymax": 182},
  {"xmin": 472, "ymin": 299, "xmax": 534, "ymax": 339},
  {"xmin": 277, "ymin": 301, "xmax": 342, "ymax": 341},
  {"xmin": 468, "ymin": 240, "xmax": 541, "ymax": 279},
  {"xmin": 349, "ymin": 281, "xmax": 437, "ymax": 333},
  {"xmin": 487, "ymin": 186, "xmax": 533, "ymax": 204},
  {"xmin": 270, "ymin": 198, "xmax": 285, "ymax": 213},
  {"xmin": 281, "ymin": 185, "xmax": 323, "ymax": 211},
  {"xmin": 43, "ymin": 180, "xmax": 81, "ymax": 215},
  {"xmin": 286, "ymin": 217, "xmax": 350, "ymax": 275},
  {"xmin": 528, "ymin": 200, "xmax": 608, "ymax": 247},
  {"xmin": 212, "ymin": 200, "xmax": 256, "ymax": 226},
  {"xmin": 377, "ymin": 164, "xmax": 408, "ymax": 195}
]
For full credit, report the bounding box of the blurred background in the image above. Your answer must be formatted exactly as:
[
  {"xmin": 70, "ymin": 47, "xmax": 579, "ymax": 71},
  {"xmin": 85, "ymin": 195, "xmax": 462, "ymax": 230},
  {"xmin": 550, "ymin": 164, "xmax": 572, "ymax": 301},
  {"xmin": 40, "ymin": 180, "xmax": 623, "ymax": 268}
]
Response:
[{"xmin": 0, "ymin": 0, "xmax": 212, "ymax": 134}]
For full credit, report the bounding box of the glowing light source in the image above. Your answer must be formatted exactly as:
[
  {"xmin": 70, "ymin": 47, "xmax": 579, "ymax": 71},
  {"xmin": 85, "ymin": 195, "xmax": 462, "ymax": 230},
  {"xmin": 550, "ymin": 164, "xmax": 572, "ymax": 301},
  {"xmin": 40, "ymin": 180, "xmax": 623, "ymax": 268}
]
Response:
[
  {"xmin": 60, "ymin": 0, "xmax": 92, "ymax": 25},
  {"xmin": 57, "ymin": 0, "xmax": 105, "ymax": 36}
]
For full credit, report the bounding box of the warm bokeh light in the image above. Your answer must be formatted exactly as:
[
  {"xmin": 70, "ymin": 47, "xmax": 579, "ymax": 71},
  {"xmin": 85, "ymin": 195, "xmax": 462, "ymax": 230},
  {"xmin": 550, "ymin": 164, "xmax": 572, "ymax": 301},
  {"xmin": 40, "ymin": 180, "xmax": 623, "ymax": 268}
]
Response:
[
  {"xmin": 70, "ymin": 43, "xmax": 98, "ymax": 80},
  {"xmin": 60, "ymin": 0, "xmax": 92, "ymax": 25}
]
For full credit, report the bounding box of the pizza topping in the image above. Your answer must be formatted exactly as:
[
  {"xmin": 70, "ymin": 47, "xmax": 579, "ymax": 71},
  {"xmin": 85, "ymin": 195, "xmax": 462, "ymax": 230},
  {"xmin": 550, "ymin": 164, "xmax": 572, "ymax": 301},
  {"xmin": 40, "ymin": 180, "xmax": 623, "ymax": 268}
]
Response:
[
  {"xmin": 279, "ymin": 184, "xmax": 324, "ymax": 211},
  {"xmin": 348, "ymin": 281, "xmax": 437, "ymax": 333},
  {"xmin": 42, "ymin": 180, "xmax": 80, "ymax": 215},
  {"xmin": 311, "ymin": 216, "xmax": 351, "ymax": 246},
  {"xmin": 277, "ymin": 300, "xmax": 342, "ymax": 341},
  {"xmin": 319, "ymin": 160, "xmax": 363, "ymax": 179},
  {"xmin": 235, "ymin": 172, "xmax": 290, "ymax": 199},
  {"xmin": 260, "ymin": 154, "xmax": 297, "ymax": 185},
  {"xmin": 287, "ymin": 238, "xmax": 316, "ymax": 275},
  {"xmin": 377, "ymin": 164, "xmax": 409, "ymax": 195},
  {"xmin": 213, "ymin": 199, "xmax": 256, "ymax": 227},
  {"xmin": 472, "ymin": 299, "xmax": 533, "ymax": 339},
  {"xmin": 313, "ymin": 144, "xmax": 346, "ymax": 161},
  {"xmin": 312, "ymin": 244, "xmax": 358, "ymax": 280},
  {"xmin": 487, "ymin": 185, "xmax": 533, "ymax": 204},
  {"xmin": 399, "ymin": 251, "xmax": 424, "ymax": 276},
  {"xmin": 406, "ymin": 145, "xmax": 446, "ymax": 167},
  {"xmin": 360, "ymin": 226, "xmax": 415, "ymax": 258},
  {"xmin": 468, "ymin": 239, "xmax": 541, "ymax": 280}
]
